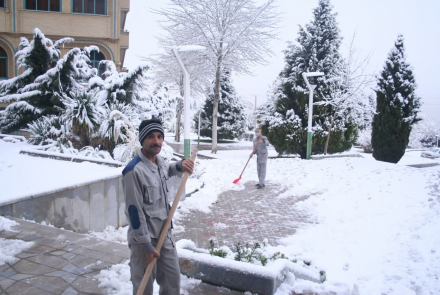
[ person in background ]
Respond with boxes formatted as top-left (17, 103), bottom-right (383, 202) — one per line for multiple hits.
top-left (250, 128), bottom-right (269, 189)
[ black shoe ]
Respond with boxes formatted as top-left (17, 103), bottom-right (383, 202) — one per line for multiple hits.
top-left (255, 183), bottom-right (259, 186)
top-left (256, 184), bottom-right (263, 189)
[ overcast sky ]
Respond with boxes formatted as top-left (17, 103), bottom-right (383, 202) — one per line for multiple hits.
top-left (125, 0), bottom-right (440, 123)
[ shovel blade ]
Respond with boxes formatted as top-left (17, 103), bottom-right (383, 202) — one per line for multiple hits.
top-left (233, 177), bottom-right (241, 184)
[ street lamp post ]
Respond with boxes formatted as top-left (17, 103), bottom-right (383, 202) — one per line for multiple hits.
top-left (302, 72), bottom-right (325, 160)
top-left (171, 45), bottom-right (205, 159)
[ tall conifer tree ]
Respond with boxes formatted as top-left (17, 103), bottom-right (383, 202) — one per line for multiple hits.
top-left (257, 0), bottom-right (356, 158)
top-left (372, 35), bottom-right (421, 163)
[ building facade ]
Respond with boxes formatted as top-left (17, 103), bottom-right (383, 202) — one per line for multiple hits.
top-left (0, 0), bottom-right (129, 85)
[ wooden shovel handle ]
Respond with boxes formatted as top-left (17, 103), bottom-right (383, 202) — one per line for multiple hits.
top-left (136, 149), bottom-right (198, 295)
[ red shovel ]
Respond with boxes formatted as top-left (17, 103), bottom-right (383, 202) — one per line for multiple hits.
top-left (233, 138), bottom-right (260, 184)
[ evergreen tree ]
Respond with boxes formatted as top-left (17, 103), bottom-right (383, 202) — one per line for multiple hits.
top-left (89, 61), bottom-right (148, 106)
top-left (257, 0), bottom-right (357, 158)
top-left (372, 35), bottom-right (421, 163)
top-left (196, 71), bottom-right (247, 140)
top-left (0, 29), bottom-right (74, 133)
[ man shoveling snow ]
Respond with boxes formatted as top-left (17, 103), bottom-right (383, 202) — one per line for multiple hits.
top-left (122, 119), bottom-right (194, 295)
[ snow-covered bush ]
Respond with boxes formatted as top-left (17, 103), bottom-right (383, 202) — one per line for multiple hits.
top-left (78, 146), bottom-right (113, 160)
top-left (357, 128), bottom-right (372, 153)
top-left (99, 102), bottom-right (137, 148)
top-left (408, 119), bottom-right (439, 149)
top-left (26, 115), bottom-right (65, 145)
top-left (62, 90), bottom-right (101, 147)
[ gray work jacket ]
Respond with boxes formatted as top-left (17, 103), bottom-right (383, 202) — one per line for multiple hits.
top-left (122, 150), bottom-right (183, 253)
top-left (253, 136), bottom-right (269, 164)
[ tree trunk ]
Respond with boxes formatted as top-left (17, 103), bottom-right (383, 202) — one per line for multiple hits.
top-left (175, 81), bottom-right (184, 142)
top-left (175, 98), bottom-right (182, 142)
top-left (324, 110), bottom-right (338, 155)
top-left (212, 43), bottom-right (223, 154)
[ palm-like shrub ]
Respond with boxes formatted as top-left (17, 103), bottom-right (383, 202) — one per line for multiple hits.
top-left (62, 90), bottom-right (101, 147)
top-left (99, 102), bottom-right (137, 155)
top-left (26, 115), bottom-right (64, 145)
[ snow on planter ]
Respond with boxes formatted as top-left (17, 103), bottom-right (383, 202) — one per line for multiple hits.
top-left (176, 239), bottom-right (322, 295)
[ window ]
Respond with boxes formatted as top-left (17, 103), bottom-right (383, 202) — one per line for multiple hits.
top-left (0, 0), bottom-right (5, 8)
top-left (89, 51), bottom-right (106, 76)
top-left (0, 47), bottom-right (8, 80)
top-left (25, 0), bottom-right (61, 12)
top-left (72, 0), bottom-right (106, 15)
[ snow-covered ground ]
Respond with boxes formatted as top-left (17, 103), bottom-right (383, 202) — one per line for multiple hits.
top-left (96, 261), bottom-right (203, 295)
top-left (0, 216), bottom-right (34, 266)
top-left (91, 151), bottom-right (440, 295)
top-left (397, 150), bottom-right (440, 166)
top-left (2, 136), bottom-right (440, 294)
top-left (0, 140), bottom-right (123, 204)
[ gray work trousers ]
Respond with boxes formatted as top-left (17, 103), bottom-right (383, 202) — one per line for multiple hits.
top-left (129, 236), bottom-right (180, 295)
top-left (257, 161), bottom-right (267, 186)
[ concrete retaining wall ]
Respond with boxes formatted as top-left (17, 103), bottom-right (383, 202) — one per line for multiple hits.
top-left (0, 174), bottom-right (184, 233)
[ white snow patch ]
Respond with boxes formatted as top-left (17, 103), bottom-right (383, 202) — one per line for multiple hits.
top-left (0, 216), bottom-right (34, 266)
top-left (96, 260), bottom-right (202, 295)
top-left (0, 216), bottom-right (18, 232)
top-left (89, 226), bottom-right (128, 244)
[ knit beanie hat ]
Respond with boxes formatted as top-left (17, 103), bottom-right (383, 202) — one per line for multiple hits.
top-left (139, 119), bottom-right (165, 144)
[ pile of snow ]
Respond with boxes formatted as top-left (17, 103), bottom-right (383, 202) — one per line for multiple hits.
top-left (96, 260), bottom-right (202, 295)
top-left (0, 216), bottom-right (18, 231)
top-left (0, 238), bottom-right (35, 266)
top-left (89, 226), bottom-right (128, 244)
top-left (0, 216), bottom-right (34, 266)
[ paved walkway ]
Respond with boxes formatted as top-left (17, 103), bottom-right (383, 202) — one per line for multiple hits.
top-left (0, 218), bottom-right (128, 295)
top-left (175, 181), bottom-right (311, 249)
top-left (0, 218), bottom-right (242, 295)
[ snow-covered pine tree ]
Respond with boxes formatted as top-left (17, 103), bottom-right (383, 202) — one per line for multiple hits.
top-left (257, 0), bottom-right (355, 158)
top-left (372, 35), bottom-right (421, 163)
top-left (0, 29), bottom-right (74, 132)
top-left (89, 61), bottom-right (148, 106)
top-left (196, 71), bottom-right (247, 140)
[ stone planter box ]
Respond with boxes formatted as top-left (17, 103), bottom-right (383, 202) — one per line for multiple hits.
top-left (177, 241), bottom-right (322, 295)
